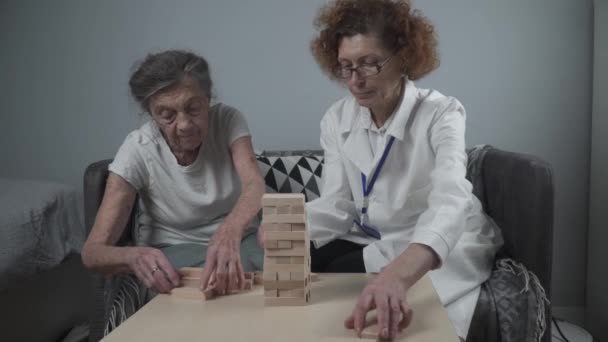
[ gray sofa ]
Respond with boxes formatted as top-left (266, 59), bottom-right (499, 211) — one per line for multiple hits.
top-left (83, 146), bottom-right (553, 342)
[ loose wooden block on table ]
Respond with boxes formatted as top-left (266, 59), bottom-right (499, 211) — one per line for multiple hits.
top-left (174, 268), bottom-right (258, 300)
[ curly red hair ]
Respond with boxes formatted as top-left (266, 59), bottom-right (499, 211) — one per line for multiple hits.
top-left (311, 0), bottom-right (439, 81)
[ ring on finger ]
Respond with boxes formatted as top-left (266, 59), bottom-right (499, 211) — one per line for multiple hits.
top-left (151, 265), bottom-right (160, 275)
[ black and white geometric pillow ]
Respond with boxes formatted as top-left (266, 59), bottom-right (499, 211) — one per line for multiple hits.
top-left (256, 155), bottom-right (324, 202)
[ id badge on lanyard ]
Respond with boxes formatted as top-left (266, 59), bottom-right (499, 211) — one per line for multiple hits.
top-left (353, 136), bottom-right (396, 239)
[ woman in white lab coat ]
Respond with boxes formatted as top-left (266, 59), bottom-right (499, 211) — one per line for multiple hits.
top-left (306, 0), bottom-right (503, 340)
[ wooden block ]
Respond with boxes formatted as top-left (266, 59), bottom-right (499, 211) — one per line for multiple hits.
top-left (276, 205), bottom-right (290, 214)
top-left (290, 256), bottom-right (305, 264)
top-left (264, 223), bottom-right (292, 232)
top-left (289, 205), bottom-right (306, 214)
top-left (264, 231), bottom-right (306, 241)
top-left (360, 328), bottom-right (379, 340)
top-left (262, 214), bottom-right (306, 224)
top-left (278, 288), bottom-right (305, 298)
top-left (265, 247), bottom-right (307, 257)
top-left (278, 223), bottom-right (292, 231)
top-left (264, 289), bottom-right (278, 297)
top-left (264, 256), bottom-right (289, 265)
top-left (277, 272), bottom-right (291, 281)
top-left (278, 289), bottom-right (292, 297)
top-left (180, 278), bottom-right (200, 287)
top-left (292, 240), bottom-right (305, 248)
top-left (290, 223), bottom-right (305, 231)
top-left (290, 205), bottom-right (305, 214)
top-left (289, 272), bottom-right (308, 281)
top-left (265, 240), bottom-right (278, 249)
top-left (263, 206), bottom-right (277, 215)
top-left (242, 274), bottom-right (254, 290)
top-left (178, 267), bottom-right (202, 278)
top-left (264, 263), bottom-right (308, 272)
top-left (277, 240), bottom-right (292, 249)
top-left (263, 280), bottom-right (307, 290)
top-left (253, 272), bottom-right (264, 285)
top-left (262, 193), bottom-right (305, 207)
top-left (263, 272), bottom-right (277, 281)
top-left (203, 285), bottom-right (217, 300)
top-left (264, 297), bottom-right (309, 306)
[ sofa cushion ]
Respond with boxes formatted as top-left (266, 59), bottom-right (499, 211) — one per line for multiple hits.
top-left (256, 154), bottom-right (324, 202)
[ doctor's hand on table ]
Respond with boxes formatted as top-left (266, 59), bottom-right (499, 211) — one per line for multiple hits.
top-left (345, 243), bottom-right (439, 340)
top-left (200, 223), bottom-right (246, 294)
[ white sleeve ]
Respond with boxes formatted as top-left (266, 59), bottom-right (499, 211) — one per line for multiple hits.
top-left (307, 111), bottom-right (359, 248)
top-left (108, 132), bottom-right (149, 191)
top-left (409, 99), bottom-right (474, 268)
top-left (222, 106), bottom-right (252, 146)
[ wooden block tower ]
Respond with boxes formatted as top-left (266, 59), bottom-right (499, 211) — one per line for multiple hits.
top-left (262, 193), bottom-right (311, 306)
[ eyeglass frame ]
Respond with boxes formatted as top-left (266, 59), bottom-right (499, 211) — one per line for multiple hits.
top-left (333, 53), bottom-right (396, 79)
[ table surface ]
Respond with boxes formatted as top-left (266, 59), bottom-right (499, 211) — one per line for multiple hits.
top-left (103, 274), bottom-right (459, 341)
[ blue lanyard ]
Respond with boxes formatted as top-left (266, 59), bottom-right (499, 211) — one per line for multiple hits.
top-left (354, 136), bottom-right (396, 239)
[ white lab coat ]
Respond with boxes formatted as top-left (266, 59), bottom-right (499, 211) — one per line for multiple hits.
top-left (306, 80), bottom-right (503, 338)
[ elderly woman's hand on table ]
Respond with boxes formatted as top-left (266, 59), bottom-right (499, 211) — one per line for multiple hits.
top-left (126, 247), bottom-right (181, 293)
top-left (200, 224), bottom-right (246, 294)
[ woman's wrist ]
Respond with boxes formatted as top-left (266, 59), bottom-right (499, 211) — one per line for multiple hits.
top-left (391, 243), bottom-right (439, 289)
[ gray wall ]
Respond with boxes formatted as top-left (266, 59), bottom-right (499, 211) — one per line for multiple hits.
top-left (0, 0), bottom-right (593, 309)
top-left (586, 0), bottom-right (608, 339)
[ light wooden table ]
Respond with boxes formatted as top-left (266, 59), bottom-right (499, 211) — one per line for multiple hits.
top-left (103, 274), bottom-right (459, 341)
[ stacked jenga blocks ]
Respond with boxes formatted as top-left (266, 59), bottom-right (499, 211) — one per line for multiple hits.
top-left (262, 193), bottom-right (311, 306)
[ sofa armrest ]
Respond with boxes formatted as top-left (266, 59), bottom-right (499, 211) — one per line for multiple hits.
top-left (481, 148), bottom-right (554, 298)
top-left (83, 159), bottom-right (113, 236)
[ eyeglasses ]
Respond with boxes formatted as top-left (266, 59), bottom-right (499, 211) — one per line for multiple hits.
top-left (333, 54), bottom-right (395, 79)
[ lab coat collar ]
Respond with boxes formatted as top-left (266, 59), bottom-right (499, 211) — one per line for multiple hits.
top-left (340, 79), bottom-right (418, 175)
top-left (339, 79), bottom-right (418, 141)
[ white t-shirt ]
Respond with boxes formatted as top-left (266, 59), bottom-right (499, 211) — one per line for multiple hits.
top-left (109, 103), bottom-right (258, 247)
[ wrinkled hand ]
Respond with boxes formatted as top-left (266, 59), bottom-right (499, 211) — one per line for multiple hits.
top-left (200, 225), bottom-right (245, 294)
top-left (345, 265), bottom-right (414, 340)
top-left (127, 247), bottom-right (180, 293)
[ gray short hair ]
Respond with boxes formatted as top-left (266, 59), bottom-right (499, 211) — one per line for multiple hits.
top-left (129, 50), bottom-right (213, 112)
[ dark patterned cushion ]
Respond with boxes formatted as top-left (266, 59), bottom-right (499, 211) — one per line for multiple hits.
top-left (256, 154), bottom-right (324, 202)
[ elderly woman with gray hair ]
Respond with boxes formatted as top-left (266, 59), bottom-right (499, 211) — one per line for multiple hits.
top-left (82, 50), bottom-right (265, 295)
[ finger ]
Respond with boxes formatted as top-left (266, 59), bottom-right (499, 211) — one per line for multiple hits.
top-left (353, 293), bottom-right (374, 336)
top-left (389, 297), bottom-right (401, 339)
top-left (143, 256), bottom-right (171, 293)
top-left (375, 293), bottom-right (390, 340)
top-left (344, 314), bottom-right (355, 329)
top-left (215, 254), bottom-right (228, 295)
top-left (236, 259), bottom-right (245, 291)
top-left (135, 257), bottom-right (154, 289)
top-left (398, 301), bottom-right (414, 332)
top-left (155, 254), bottom-right (180, 287)
top-left (200, 251), bottom-right (217, 290)
top-left (133, 259), bottom-right (152, 288)
top-left (227, 261), bottom-right (237, 293)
